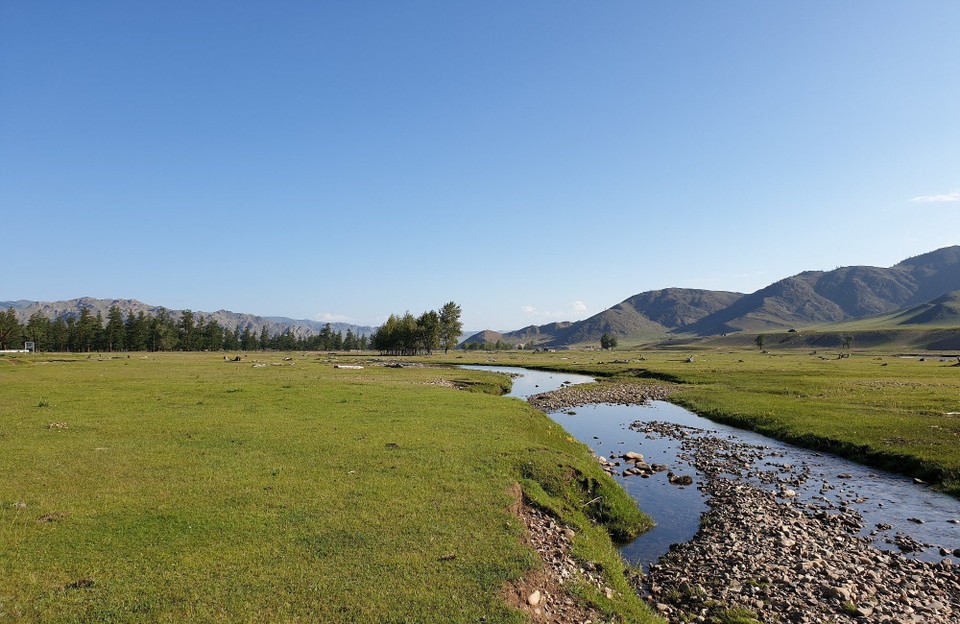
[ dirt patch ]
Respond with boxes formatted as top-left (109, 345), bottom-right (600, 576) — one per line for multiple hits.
top-left (417, 378), bottom-right (461, 390)
top-left (63, 578), bottom-right (95, 590)
top-left (528, 382), bottom-right (674, 413)
top-left (503, 484), bottom-right (602, 624)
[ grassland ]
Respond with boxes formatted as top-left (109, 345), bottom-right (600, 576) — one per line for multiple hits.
top-left (440, 346), bottom-right (960, 496)
top-left (0, 353), bottom-right (658, 623)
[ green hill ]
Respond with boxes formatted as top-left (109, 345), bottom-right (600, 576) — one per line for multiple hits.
top-left (817, 290), bottom-right (960, 332)
top-left (463, 245), bottom-right (960, 349)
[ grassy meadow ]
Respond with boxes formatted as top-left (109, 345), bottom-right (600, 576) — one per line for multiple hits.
top-left (441, 346), bottom-right (960, 495)
top-left (0, 353), bottom-right (658, 623)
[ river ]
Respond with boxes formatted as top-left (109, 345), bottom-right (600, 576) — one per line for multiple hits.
top-left (463, 365), bottom-right (960, 569)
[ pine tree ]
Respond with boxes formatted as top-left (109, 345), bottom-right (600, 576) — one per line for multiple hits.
top-left (240, 326), bottom-right (257, 351)
top-left (70, 308), bottom-right (99, 352)
top-left (224, 327), bottom-right (241, 351)
top-left (125, 311), bottom-right (150, 351)
top-left (0, 308), bottom-right (21, 350)
top-left (259, 326), bottom-right (271, 350)
top-left (344, 328), bottom-right (356, 351)
top-left (150, 308), bottom-right (177, 351)
top-left (25, 312), bottom-right (51, 352)
top-left (92, 312), bottom-right (107, 351)
top-left (178, 310), bottom-right (197, 351)
top-left (105, 305), bottom-right (125, 352)
top-left (319, 323), bottom-right (333, 350)
top-left (204, 319), bottom-right (225, 351)
top-left (50, 316), bottom-right (68, 351)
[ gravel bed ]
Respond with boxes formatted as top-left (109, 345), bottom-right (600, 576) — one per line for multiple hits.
top-left (527, 382), bottom-right (673, 412)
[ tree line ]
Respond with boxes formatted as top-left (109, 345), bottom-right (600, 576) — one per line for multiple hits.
top-left (370, 302), bottom-right (463, 356)
top-left (0, 306), bottom-right (368, 353)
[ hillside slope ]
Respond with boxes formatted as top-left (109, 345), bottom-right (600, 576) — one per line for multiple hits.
top-left (463, 245), bottom-right (960, 347)
top-left (679, 246), bottom-right (960, 336)
top-left (0, 297), bottom-right (374, 338)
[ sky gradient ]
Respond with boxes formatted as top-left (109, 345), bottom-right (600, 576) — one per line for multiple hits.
top-left (3, 2), bottom-right (959, 330)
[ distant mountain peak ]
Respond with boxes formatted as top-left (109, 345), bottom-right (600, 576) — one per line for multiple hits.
top-left (467, 245), bottom-right (960, 347)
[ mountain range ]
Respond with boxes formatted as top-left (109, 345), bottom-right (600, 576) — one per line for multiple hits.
top-left (0, 297), bottom-right (374, 338)
top-left (464, 246), bottom-right (960, 347)
top-left (7, 246), bottom-right (960, 349)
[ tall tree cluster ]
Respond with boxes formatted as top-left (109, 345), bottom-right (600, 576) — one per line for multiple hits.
top-left (371, 301), bottom-right (462, 356)
top-left (2, 306), bottom-right (369, 353)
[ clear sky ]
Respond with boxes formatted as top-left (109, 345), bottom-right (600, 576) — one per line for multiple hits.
top-left (3, 2), bottom-right (959, 330)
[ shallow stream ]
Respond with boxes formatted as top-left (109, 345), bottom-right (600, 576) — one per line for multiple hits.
top-left (464, 365), bottom-right (960, 569)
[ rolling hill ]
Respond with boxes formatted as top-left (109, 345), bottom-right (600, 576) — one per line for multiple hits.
top-left (816, 290), bottom-right (960, 331)
top-left (463, 245), bottom-right (960, 347)
top-left (685, 246), bottom-right (960, 336)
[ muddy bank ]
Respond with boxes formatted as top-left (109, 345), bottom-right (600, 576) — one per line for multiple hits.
top-left (507, 502), bottom-right (608, 624)
top-left (528, 382), bottom-right (674, 412)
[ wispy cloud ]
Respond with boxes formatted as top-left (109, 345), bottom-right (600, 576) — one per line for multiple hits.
top-left (521, 301), bottom-right (591, 321)
top-left (910, 191), bottom-right (960, 203)
top-left (316, 312), bottom-right (351, 322)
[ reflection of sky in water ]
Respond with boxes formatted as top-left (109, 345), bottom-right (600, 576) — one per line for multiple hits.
top-left (460, 365), bottom-right (595, 399)
top-left (465, 366), bottom-right (960, 569)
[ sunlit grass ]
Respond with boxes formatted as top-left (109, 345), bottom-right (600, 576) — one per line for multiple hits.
top-left (0, 352), bottom-right (657, 623)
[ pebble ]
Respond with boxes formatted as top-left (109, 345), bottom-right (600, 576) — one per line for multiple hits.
top-left (528, 382), bottom-right (673, 412)
top-left (529, 380), bottom-right (960, 623)
top-left (636, 422), bottom-right (960, 624)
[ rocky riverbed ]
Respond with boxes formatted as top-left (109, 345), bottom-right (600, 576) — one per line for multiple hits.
top-left (527, 382), bottom-right (673, 412)
top-left (633, 420), bottom-right (960, 623)
top-left (525, 381), bottom-right (960, 622)
top-left (644, 477), bottom-right (960, 623)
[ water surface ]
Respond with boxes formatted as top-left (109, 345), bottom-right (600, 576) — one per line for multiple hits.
top-left (464, 365), bottom-right (960, 568)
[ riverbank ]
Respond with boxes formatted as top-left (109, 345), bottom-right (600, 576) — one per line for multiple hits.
top-left (526, 380), bottom-right (960, 622)
top-left (447, 350), bottom-right (960, 497)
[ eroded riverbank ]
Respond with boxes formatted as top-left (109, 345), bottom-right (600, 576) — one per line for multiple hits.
top-left (459, 366), bottom-right (960, 621)
top-left (521, 376), bottom-right (960, 622)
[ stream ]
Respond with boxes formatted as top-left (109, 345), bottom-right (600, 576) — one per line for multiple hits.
top-left (463, 365), bottom-right (960, 570)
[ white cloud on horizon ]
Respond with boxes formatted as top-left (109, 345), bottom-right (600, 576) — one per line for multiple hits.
top-left (910, 191), bottom-right (960, 203)
top-left (520, 301), bottom-right (591, 321)
top-left (316, 312), bottom-right (351, 323)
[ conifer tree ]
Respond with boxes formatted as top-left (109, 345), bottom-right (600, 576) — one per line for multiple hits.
top-left (105, 305), bottom-right (125, 352)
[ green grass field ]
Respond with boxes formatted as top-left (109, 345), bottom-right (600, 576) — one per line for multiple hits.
top-left (440, 347), bottom-right (960, 495)
top-left (0, 353), bottom-right (657, 623)
top-left (7, 343), bottom-right (958, 622)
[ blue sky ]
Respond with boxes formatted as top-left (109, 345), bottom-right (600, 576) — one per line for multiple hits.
top-left (3, 2), bottom-right (959, 330)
